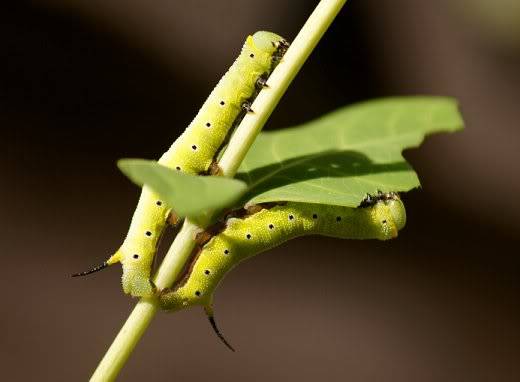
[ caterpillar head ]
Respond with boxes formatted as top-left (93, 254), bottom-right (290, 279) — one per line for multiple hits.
top-left (387, 197), bottom-right (406, 232)
top-left (247, 31), bottom-right (289, 69)
top-left (364, 193), bottom-right (406, 240)
top-left (251, 31), bottom-right (288, 54)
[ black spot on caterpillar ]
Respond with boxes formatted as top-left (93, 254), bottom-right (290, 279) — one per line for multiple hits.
top-left (72, 32), bottom-right (289, 297)
top-left (158, 193), bottom-right (406, 349)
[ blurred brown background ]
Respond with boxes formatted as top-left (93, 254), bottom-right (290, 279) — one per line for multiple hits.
top-left (2, 1), bottom-right (519, 381)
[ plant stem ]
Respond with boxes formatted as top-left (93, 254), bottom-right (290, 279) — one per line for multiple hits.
top-left (90, 0), bottom-right (347, 380)
top-left (90, 222), bottom-right (199, 382)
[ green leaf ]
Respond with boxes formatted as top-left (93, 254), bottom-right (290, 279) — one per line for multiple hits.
top-left (118, 159), bottom-right (247, 220)
top-left (238, 97), bottom-right (464, 207)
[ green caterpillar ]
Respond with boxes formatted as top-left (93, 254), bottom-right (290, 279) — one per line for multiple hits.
top-left (72, 32), bottom-right (289, 297)
top-left (158, 193), bottom-right (406, 350)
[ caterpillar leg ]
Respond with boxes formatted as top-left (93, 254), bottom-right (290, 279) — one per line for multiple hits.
top-left (204, 305), bottom-right (235, 352)
top-left (208, 161), bottom-right (223, 176)
top-left (255, 74), bottom-right (269, 89)
top-left (195, 220), bottom-right (228, 247)
top-left (241, 101), bottom-right (254, 113)
top-left (167, 211), bottom-right (180, 226)
top-left (195, 231), bottom-right (213, 247)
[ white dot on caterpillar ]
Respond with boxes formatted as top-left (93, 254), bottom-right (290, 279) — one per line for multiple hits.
top-left (330, 163), bottom-right (340, 169)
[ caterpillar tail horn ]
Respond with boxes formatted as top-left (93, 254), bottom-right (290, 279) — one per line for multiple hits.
top-left (204, 305), bottom-right (235, 352)
top-left (71, 252), bottom-right (120, 277)
top-left (71, 261), bottom-right (108, 277)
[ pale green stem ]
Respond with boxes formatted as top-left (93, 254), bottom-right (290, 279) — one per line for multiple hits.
top-left (90, 0), bottom-right (347, 380)
top-left (89, 222), bottom-right (199, 381)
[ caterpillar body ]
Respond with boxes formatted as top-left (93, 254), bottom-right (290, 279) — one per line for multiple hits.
top-left (73, 32), bottom-right (289, 297)
top-left (158, 193), bottom-right (406, 350)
